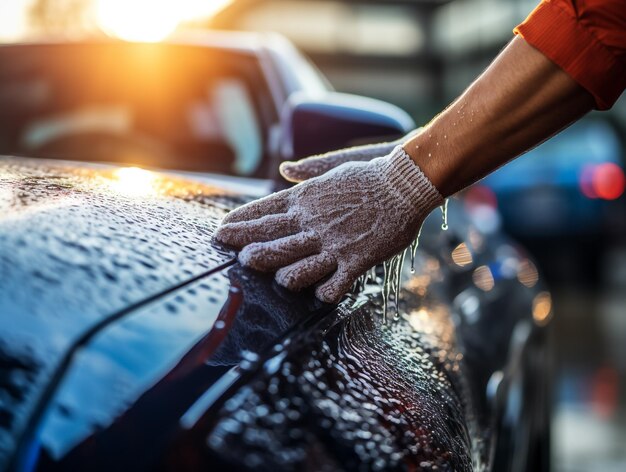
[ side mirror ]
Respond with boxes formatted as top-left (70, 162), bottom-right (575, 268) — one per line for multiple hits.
top-left (278, 92), bottom-right (415, 163)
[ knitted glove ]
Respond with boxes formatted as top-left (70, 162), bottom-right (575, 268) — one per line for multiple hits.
top-left (279, 130), bottom-right (420, 183)
top-left (215, 146), bottom-right (443, 304)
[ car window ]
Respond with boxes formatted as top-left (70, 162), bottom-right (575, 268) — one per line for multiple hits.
top-left (211, 79), bottom-right (263, 175)
top-left (0, 43), bottom-right (275, 177)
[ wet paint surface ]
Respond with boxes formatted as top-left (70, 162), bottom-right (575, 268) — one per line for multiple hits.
top-left (33, 265), bottom-right (330, 471)
top-left (32, 199), bottom-right (545, 472)
top-left (0, 157), bottom-right (550, 471)
top-left (206, 307), bottom-right (474, 470)
top-left (36, 260), bottom-right (482, 471)
top-left (0, 156), bottom-right (243, 468)
top-left (165, 261), bottom-right (481, 471)
top-left (37, 270), bottom-right (234, 460)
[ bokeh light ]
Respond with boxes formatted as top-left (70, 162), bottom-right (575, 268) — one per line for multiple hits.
top-left (593, 163), bottom-right (625, 200)
top-left (472, 265), bottom-right (494, 291)
top-left (579, 162), bottom-right (625, 200)
top-left (532, 291), bottom-right (552, 326)
top-left (451, 242), bottom-right (473, 267)
top-left (517, 259), bottom-right (539, 288)
top-left (463, 185), bottom-right (498, 210)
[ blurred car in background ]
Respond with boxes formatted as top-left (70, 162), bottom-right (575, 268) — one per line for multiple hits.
top-left (0, 32), bottom-right (413, 180)
top-left (1, 32), bottom-right (552, 471)
top-left (477, 119), bottom-right (625, 239)
top-left (466, 118), bottom-right (626, 287)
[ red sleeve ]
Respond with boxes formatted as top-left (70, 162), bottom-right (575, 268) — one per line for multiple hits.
top-left (514, 0), bottom-right (626, 110)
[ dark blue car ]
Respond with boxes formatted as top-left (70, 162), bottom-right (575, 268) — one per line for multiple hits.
top-left (0, 33), bottom-right (551, 471)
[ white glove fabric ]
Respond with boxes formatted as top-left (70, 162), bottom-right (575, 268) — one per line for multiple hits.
top-left (279, 130), bottom-right (419, 183)
top-left (215, 146), bottom-right (442, 304)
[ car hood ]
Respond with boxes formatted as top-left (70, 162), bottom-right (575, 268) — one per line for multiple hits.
top-left (0, 156), bottom-right (249, 467)
top-left (0, 156), bottom-right (547, 472)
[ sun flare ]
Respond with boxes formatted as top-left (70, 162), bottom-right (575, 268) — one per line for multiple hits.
top-left (109, 167), bottom-right (157, 196)
top-left (96, 0), bottom-right (233, 42)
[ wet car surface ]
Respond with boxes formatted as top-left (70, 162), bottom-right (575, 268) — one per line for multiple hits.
top-left (0, 157), bottom-right (551, 471)
top-left (0, 157), bottom-right (239, 466)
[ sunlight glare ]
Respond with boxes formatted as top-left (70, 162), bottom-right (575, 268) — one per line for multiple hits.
top-left (97, 0), bottom-right (177, 42)
top-left (96, 0), bottom-right (233, 42)
top-left (0, 0), bottom-right (30, 41)
top-left (110, 167), bottom-right (157, 196)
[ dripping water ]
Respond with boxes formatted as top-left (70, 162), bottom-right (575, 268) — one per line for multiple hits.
top-left (381, 250), bottom-right (408, 323)
top-left (368, 266), bottom-right (377, 283)
top-left (353, 274), bottom-right (366, 293)
top-left (382, 260), bottom-right (392, 325)
top-left (387, 255), bottom-right (399, 320)
top-left (378, 202), bottom-right (449, 325)
top-left (392, 250), bottom-right (406, 320)
top-left (441, 199), bottom-right (449, 230)
top-left (409, 226), bottom-right (423, 274)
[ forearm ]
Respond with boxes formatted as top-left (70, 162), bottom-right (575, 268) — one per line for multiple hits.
top-left (404, 36), bottom-right (595, 197)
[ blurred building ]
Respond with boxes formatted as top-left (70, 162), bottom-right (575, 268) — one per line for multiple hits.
top-left (209, 0), bottom-right (450, 123)
top-left (207, 1), bottom-right (546, 120)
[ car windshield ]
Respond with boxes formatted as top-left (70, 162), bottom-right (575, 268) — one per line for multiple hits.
top-left (0, 43), bottom-right (275, 176)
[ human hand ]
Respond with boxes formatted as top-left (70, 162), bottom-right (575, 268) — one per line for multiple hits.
top-left (279, 130), bottom-right (419, 183)
top-left (215, 146), bottom-right (442, 304)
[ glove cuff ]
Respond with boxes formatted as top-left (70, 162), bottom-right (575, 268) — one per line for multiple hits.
top-left (383, 146), bottom-right (444, 213)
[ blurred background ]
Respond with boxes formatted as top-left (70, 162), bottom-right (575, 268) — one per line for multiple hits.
top-left (1, 1), bottom-right (625, 470)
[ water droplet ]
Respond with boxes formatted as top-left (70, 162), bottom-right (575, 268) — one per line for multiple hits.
top-left (241, 350), bottom-right (260, 362)
top-left (215, 320), bottom-right (226, 329)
